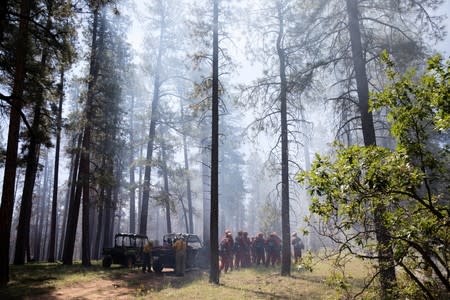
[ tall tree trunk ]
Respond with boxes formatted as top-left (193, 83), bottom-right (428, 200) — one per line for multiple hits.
top-left (0, 0), bottom-right (32, 286)
top-left (41, 173), bottom-right (52, 260)
top-left (129, 96), bottom-right (136, 233)
top-left (58, 134), bottom-right (80, 259)
top-left (14, 117), bottom-right (42, 265)
top-left (93, 189), bottom-right (104, 259)
top-left (75, 5), bottom-right (104, 267)
top-left (89, 199), bottom-right (97, 257)
top-left (137, 132), bottom-right (145, 231)
top-left (57, 190), bottom-right (69, 260)
top-left (113, 162), bottom-right (122, 236)
top-left (179, 196), bottom-right (189, 233)
top-left (48, 68), bottom-right (64, 262)
top-left (201, 123), bottom-right (210, 255)
top-left (61, 134), bottom-right (82, 263)
top-left (156, 208), bottom-right (160, 240)
top-left (140, 14), bottom-right (166, 235)
top-left (33, 187), bottom-right (42, 260)
top-left (14, 6), bottom-right (53, 262)
top-left (31, 176), bottom-right (42, 260)
top-left (346, 0), bottom-right (396, 297)
top-left (180, 101), bottom-right (194, 233)
top-left (300, 108), bottom-right (314, 249)
top-left (346, 0), bottom-right (376, 146)
top-left (276, 1), bottom-right (291, 277)
top-left (79, 77), bottom-right (92, 266)
top-left (209, 0), bottom-right (220, 285)
top-left (13, 33), bottom-right (52, 267)
top-left (161, 141), bottom-right (172, 233)
top-left (103, 186), bottom-right (113, 248)
top-left (35, 152), bottom-right (50, 261)
top-left (62, 150), bottom-right (83, 264)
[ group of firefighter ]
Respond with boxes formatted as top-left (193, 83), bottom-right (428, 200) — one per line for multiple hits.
top-left (219, 229), bottom-right (304, 273)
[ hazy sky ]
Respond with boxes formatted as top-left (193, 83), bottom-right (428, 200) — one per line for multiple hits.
top-left (437, 0), bottom-right (450, 55)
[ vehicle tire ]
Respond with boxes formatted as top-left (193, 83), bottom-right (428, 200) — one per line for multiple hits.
top-left (102, 255), bottom-right (112, 268)
top-left (126, 256), bottom-right (135, 268)
top-left (153, 259), bottom-right (163, 273)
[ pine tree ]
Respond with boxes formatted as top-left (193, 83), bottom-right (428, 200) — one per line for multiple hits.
top-left (1, 0), bottom-right (36, 285)
top-left (209, 0), bottom-right (220, 285)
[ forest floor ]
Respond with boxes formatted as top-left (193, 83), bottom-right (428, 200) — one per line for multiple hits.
top-left (1, 258), bottom-right (373, 299)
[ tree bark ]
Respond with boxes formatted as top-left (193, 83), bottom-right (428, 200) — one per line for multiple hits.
top-left (88, 190), bottom-right (97, 257)
top-left (41, 167), bottom-right (52, 260)
top-left (137, 138), bottom-right (144, 231)
top-left (111, 161), bottom-right (123, 238)
top-left (14, 5), bottom-right (54, 262)
top-left (79, 8), bottom-right (102, 268)
top-left (129, 96), bottom-right (136, 233)
top-left (209, 0), bottom-right (220, 285)
top-left (58, 134), bottom-right (80, 260)
top-left (35, 152), bottom-right (50, 261)
top-left (139, 12), bottom-right (165, 235)
top-left (93, 189), bottom-right (104, 259)
top-left (346, 0), bottom-right (396, 297)
top-left (179, 196), bottom-right (189, 233)
top-left (202, 124), bottom-right (210, 247)
top-left (14, 115), bottom-right (42, 265)
top-left (180, 101), bottom-right (194, 233)
top-left (276, 1), bottom-right (291, 277)
top-left (161, 141), bottom-right (172, 233)
top-left (103, 185), bottom-right (113, 248)
top-left (48, 68), bottom-right (64, 262)
top-left (31, 177), bottom-right (42, 259)
top-left (61, 134), bottom-right (82, 264)
top-left (346, 0), bottom-right (376, 146)
top-left (80, 5), bottom-right (106, 267)
top-left (0, 0), bottom-right (32, 286)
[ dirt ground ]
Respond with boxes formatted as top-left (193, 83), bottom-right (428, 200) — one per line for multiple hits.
top-left (41, 268), bottom-right (203, 300)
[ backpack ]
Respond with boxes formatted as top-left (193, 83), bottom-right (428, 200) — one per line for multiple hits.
top-left (220, 239), bottom-right (227, 253)
top-left (255, 239), bottom-right (264, 249)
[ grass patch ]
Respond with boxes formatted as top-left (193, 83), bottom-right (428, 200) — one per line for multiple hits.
top-left (0, 260), bottom-right (134, 299)
top-left (143, 260), bottom-right (373, 300)
top-left (0, 257), bottom-right (376, 299)
top-left (140, 267), bottom-right (338, 300)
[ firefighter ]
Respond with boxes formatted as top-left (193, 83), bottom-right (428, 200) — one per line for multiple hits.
top-left (220, 230), bottom-right (234, 273)
top-left (243, 231), bottom-right (251, 267)
top-left (250, 236), bottom-right (256, 264)
top-left (142, 241), bottom-right (153, 273)
top-left (173, 237), bottom-right (187, 276)
top-left (266, 232), bottom-right (281, 267)
top-left (291, 232), bottom-right (304, 264)
top-left (254, 232), bottom-right (266, 266)
top-left (234, 231), bottom-right (244, 269)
